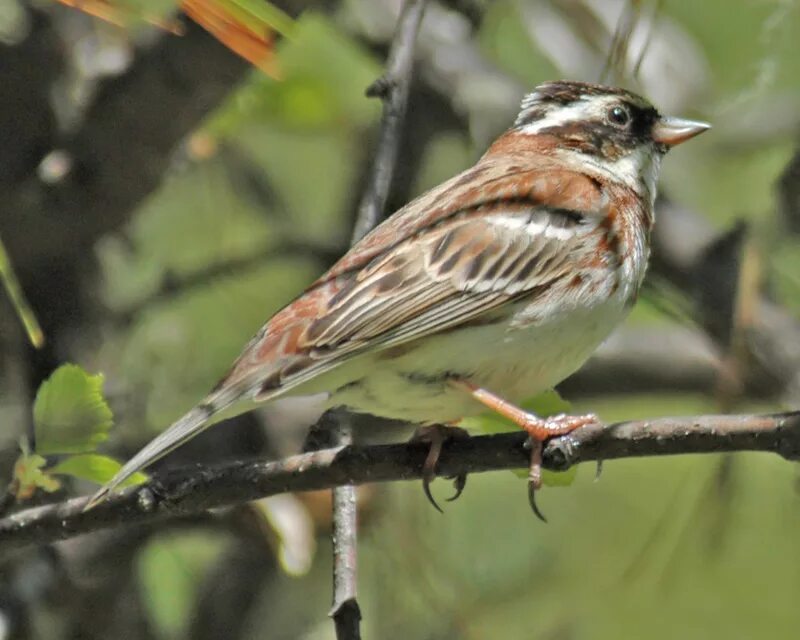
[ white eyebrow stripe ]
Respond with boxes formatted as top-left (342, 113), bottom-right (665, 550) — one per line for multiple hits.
top-left (515, 94), bottom-right (621, 133)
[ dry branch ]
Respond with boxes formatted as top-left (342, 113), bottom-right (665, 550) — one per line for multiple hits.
top-left (334, 1), bottom-right (428, 636)
top-left (1, 411), bottom-right (798, 553)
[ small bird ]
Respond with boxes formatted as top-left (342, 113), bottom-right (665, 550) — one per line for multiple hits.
top-left (88, 80), bottom-right (709, 514)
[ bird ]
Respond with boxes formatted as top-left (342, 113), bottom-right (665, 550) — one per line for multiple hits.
top-left (87, 80), bottom-right (709, 515)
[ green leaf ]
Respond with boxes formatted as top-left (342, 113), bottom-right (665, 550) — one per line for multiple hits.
top-left (460, 389), bottom-right (572, 434)
top-left (12, 453), bottom-right (61, 499)
top-left (33, 364), bottom-right (114, 455)
top-left (49, 454), bottom-right (148, 487)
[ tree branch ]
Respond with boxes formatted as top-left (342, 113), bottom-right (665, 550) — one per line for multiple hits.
top-left (351, 0), bottom-right (429, 244)
top-left (2, 411), bottom-right (799, 553)
top-left (330, 417), bottom-right (361, 640)
top-left (333, 2), bottom-right (428, 636)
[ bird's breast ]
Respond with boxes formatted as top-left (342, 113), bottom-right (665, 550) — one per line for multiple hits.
top-left (318, 292), bottom-right (629, 425)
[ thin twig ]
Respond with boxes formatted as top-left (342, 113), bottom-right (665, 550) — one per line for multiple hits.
top-left (2, 411), bottom-right (799, 553)
top-left (599, 0), bottom-right (642, 84)
top-left (332, 2), bottom-right (428, 637)
top-left (330, 415), bottom-right (361, 640)
top-left (350, 0), bottom-right (429, 244)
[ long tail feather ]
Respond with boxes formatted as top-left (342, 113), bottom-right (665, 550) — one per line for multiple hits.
top-left (84, 403), bottom-right (219, 510)
top-left (84, 358), bottom-right (324, 510)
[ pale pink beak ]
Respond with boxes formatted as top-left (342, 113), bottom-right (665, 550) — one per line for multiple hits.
top-left (652, 116), bottom-right (710, 147)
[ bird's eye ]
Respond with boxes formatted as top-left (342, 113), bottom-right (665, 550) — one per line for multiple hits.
top-left (607, 105), bottom-right (631, 128)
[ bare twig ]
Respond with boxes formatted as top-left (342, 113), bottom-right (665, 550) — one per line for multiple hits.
top-left (331, 3), bottom-right (428, 637)
top-left (350, 0), bottom-right (429, 244)
top-left (2, 411), bottom-right (799, 553)
top-left (330, 417), bottom-right (361, 640)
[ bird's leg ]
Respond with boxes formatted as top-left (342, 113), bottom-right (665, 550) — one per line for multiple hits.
top-left (410, 423), bottom-right (470, 513)
top-left (450, 379), bottom-right (598, 521)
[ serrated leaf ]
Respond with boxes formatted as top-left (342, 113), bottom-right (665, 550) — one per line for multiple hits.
top-left (459, 389), bottom-right (572, 434)
top-left (33, 364), bottom-right (114, 455)
top-left (12, 453), bottom-right (61, 499)
top-left (49, 454), bottom-right (148, 487)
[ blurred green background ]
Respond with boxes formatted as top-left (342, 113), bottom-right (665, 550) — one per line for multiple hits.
top-left (2, 0), bottom-right (800, 638)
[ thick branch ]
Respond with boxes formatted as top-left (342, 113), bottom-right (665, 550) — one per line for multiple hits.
top-left (1, 411), bottom-right (798, 553)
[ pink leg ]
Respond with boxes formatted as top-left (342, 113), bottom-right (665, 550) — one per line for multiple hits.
top-left (452, 380), bottom-right (596, 440)
top-left (450, 380), bottom-right (599, 521)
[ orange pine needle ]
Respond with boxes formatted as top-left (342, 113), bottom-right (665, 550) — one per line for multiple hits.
top-left (55, 0), bottom-right (279, 74)
top-left (55, 0), bottom-right (129, 27)
top-left (180, 0), bottom-right (279, 77)
top-left (55, 0), bottom-right (182, 33)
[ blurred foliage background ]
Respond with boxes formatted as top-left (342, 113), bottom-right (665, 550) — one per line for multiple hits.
top-left (2, 0), bottom-right (800, 638)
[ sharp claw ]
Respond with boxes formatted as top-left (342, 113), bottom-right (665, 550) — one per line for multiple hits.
top-left (423, 475), bottom-right (444, 514)
top-left (421, 431), bottom-right (445, 513)
top-left (413, 424), bottom-right (471, 513)
top-left (446, 474), bottom-right (467, 502)
top-left (595, 459), bottom-right (604, 482)
top-left (527, 437), bottom-right (547, 523)
top-left (528, 480), bottom-right (548, 523)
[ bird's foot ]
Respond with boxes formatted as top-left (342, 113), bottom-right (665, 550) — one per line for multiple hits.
top-left (410, 424), bottom-right (470, 513)
top-left (523, 413), bottom-right (598, 521)
top-left (448, 379), bottom-right (599, 521)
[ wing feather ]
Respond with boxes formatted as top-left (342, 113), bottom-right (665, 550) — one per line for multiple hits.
top-left (263, 205), bottom-right (601, 391)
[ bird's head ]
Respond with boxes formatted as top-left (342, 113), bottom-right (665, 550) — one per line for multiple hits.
top-left (510, 80), bottom-right (710, 198)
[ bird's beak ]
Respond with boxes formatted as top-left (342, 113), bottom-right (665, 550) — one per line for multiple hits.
top-left (652, 116), bottom-right (711, 147)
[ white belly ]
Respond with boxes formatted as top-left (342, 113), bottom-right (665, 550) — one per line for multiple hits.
top-left (302, 295), bottom-right (629, 424)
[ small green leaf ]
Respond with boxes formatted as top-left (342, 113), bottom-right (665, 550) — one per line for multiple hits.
top-left (460, 389), bottom-right (572, 434)
top-left (33, 364), bottom-right (114, 455)
top-left (12, 453), bottom-right (61, 499)
top-left (49, 454), bottom-right (148, 487)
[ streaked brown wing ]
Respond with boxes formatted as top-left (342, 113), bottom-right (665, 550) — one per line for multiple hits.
top-left (302, 207), bottom-right (582, 351)
top-left (220, 163), bottom-right (610, 397)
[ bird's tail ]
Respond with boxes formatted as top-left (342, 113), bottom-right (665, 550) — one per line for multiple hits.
top-left (84, 381), bottom-right (258, 511)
